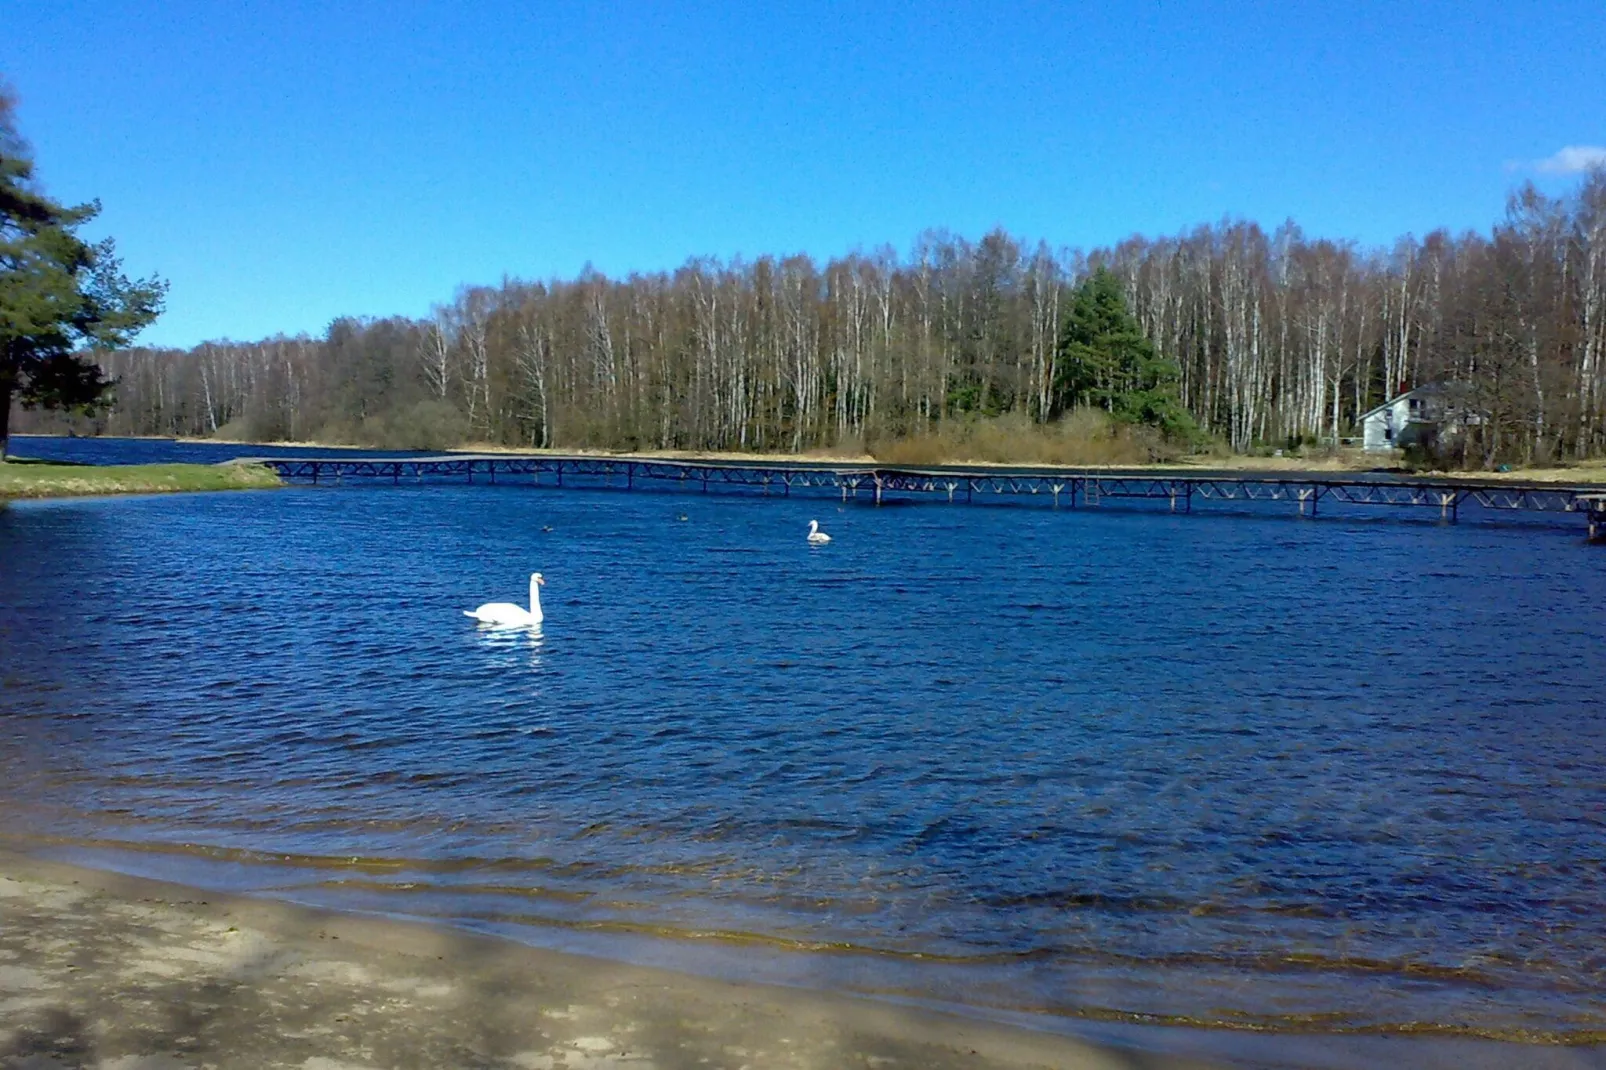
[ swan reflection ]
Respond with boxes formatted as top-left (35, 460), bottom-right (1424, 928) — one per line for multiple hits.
top-left (472, 622), bottom-right (546, 669)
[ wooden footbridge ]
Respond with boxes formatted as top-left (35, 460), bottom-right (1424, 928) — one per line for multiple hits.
top-left (252, 453), bottom-right (1606, 537)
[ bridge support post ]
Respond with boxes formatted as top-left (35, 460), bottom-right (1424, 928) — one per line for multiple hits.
top-left (1440, 492), bottom-right (1458, 522)
top-left (874, 477), bottom-right (883, 506)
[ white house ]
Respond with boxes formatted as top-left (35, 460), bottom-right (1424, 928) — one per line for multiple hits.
top-left (1359, 383), bottom-right (1480, 452)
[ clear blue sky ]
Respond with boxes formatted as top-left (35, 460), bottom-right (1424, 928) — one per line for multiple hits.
top-left (4, 0), bottom-right (1602, 348)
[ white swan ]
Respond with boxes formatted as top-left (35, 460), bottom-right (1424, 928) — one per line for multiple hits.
top-left (807, 520), bottom-right (831, 545)
top-left (465, 572), bottom-right (545, 626)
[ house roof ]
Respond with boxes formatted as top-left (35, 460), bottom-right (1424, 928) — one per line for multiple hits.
top-left (1357, 381), bottom-right (1460, 422)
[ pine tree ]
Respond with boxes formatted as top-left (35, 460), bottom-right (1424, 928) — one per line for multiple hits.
top-left (1, 85), bottom-right (166, 458)
top-left (1053, 268), bottom-right (1194, 437)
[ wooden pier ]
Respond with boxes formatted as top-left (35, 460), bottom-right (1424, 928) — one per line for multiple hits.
top-left (250, 453), bottom-right (1606, 537)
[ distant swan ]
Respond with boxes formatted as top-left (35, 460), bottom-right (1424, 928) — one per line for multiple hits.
top-left (807, 520), bottom-right (831, 545)
top-left (465, 572), bottom-right (545, 626)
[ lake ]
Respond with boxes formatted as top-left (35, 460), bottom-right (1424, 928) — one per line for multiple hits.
top-left (2, 437), bottom-right (1605, 1041)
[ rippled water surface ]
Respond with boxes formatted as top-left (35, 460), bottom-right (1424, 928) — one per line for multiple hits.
top-left (3, 442), bottom-right (1605, 1038)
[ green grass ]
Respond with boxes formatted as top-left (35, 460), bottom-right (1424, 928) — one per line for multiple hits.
top-left (0, 459), bottom-right (283, 500)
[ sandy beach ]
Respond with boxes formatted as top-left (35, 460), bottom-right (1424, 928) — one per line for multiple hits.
top-left (3, 851), bottom-right (1605, 1070)
top-left (0, 850), bottom-right (1217, 1070)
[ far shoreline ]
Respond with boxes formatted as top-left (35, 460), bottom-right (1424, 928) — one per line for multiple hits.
top-left (16, 431), bottom-right (1606, 485)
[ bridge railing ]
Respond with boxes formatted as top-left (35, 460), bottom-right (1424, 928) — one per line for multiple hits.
top-left (246, 454), bottom-right (1604, 534)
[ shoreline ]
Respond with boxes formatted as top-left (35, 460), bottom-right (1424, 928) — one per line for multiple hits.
top-left (0, 848), bottom-right (1223, 1070)
top-left (0, 458), bottom-right (281, 502)
top-left (4, 849), bottom-right (1605, 1070)
top-left (17, 430), bottom-right (1606, 484)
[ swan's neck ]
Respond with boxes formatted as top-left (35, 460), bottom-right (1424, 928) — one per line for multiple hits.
top-left (809, 520), bottom-right (818, 533)
top-left (529, 576), bottom-right (543, 620)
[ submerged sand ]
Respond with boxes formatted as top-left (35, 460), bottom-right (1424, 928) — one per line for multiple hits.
top-left (2, 852), bottom-right (1604, 1070)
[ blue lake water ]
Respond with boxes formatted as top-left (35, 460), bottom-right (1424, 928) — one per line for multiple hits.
top-left (2, 438), bottom-right (1605, 1040)
top-left (6, 434), bottom-right (432, 465)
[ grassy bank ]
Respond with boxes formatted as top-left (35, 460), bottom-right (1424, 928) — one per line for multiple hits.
top-left (0, 458), bottom-right (282, 500)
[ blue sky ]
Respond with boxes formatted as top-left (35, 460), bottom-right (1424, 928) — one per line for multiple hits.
top-left (4, 0), bottom-right (1602, 348)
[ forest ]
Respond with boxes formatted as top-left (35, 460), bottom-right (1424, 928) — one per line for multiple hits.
top-left (17, 169), bottom-right (1606, 468)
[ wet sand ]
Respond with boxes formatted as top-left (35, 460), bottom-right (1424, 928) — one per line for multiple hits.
top-left (3, 851), bottom-right (1604, 1070)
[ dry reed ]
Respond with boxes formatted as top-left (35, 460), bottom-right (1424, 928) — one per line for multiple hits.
top-left (869, 410), bottom-right (1177, 467)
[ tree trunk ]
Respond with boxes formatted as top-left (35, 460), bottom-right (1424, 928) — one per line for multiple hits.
top-left (0, 378), bottom-right (12, 460)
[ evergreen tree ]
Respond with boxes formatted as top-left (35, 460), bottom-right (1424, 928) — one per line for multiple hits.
top-left (0, 85), bottom-right (165, 458)
top-left (1053, 268), bottom-right (1194, 437)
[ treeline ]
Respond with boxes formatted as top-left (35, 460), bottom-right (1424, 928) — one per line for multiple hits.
top-left (19, 170), bottom-right (1606, 465)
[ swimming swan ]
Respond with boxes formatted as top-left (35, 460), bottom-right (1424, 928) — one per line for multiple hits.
top-left (465, 572), bottom-right (545, 626)
top-left (807, 520), bottom-right (831, 545)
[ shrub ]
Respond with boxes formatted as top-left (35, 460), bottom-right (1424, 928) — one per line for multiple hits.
top-left (869, 410), bottom-right (1183, 467)
top-left (367, 400), bottom-right (468, 451)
